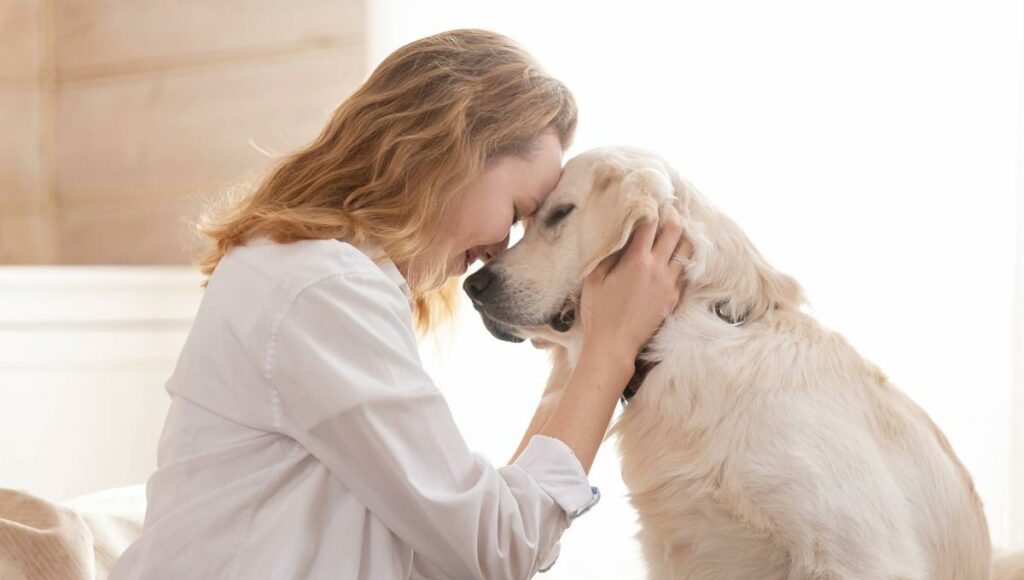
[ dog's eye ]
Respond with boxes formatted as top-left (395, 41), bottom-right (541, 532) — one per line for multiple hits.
top-left (545, 204), bottom-right (575, 228)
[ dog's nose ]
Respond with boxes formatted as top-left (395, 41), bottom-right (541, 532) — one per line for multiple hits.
top-left (463, 267), bottom-right (494, 303)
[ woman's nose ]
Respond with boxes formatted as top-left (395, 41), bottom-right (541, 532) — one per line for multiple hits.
top-left (479, 234), bottom-right (510, 263)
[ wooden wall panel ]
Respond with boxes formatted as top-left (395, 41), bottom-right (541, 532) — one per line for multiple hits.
top-left (57, 45), bottom-right (363, 204)
top-left (0, 0), bottom-right (367, 264)
top-left (0, 0), bottom-right (43, 82)
top-left (0, 87), bottom-right (43, 201)
top-left (55, 0), bottom-right (363, 76)
top-left (0, 0), bottom-right (50, 264)
top-left (57, 196), bottom-right (201, 264)
top-left (0, 213), bottom-right (49, 264)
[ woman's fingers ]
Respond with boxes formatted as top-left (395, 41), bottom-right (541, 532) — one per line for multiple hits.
top-left (653, 206), bottom-right (684, 264)
top-left (668, 237), bottom-right (693, 276)
top-left (599, 206), bottom-right (690, 280)
top-left (626, 218), bottom-right (658, 260)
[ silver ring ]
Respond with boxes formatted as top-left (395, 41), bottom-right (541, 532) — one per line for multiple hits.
top-left (670, 254), bottom-right (687, 266)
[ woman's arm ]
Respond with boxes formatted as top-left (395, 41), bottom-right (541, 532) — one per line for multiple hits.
top-left (271, 271), bottom-right (595, 579)
top-left (508, 344), bottom-right (630, 469)
top-left (537, 346), bottom-right (634, 473)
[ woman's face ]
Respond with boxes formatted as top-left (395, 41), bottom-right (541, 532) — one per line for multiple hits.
top-left (405, 130), bottom-right (565, 283)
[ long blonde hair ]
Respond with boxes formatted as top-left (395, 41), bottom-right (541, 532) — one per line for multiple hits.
top-left (196, 29), bottom-right (576, 332)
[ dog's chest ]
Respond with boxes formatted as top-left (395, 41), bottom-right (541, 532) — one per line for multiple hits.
top-left (613, 363), bottom-right (734, 511)
top-left (611, 362), bottom-right (790, 577)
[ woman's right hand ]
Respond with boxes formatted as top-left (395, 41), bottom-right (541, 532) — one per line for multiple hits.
top-left (579, 206), bottom-right (690, 364)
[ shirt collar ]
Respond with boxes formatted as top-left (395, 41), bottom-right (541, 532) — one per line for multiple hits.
top-left (353, 241), bottom-right (411, 299)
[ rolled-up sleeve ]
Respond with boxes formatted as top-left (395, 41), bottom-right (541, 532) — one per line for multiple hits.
top-left (266, 270), bottom-right (598, 579)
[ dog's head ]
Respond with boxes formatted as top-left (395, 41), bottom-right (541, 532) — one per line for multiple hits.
top-left (463, 146), bottom-right (803, 346)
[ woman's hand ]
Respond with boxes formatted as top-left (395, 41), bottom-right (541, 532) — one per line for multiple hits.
top-left (579, 206), bottom-right (691, 364)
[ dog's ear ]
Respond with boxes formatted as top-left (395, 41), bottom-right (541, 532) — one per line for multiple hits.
top-left (715, 250), bottom-right (804, 325)
top-left (580, 165), bottom-right (676, 276)
top-left (665, 171), bottom-right (802, 324)
top-left (691, 208), bottom-right (804, 324)
top-left (752, 253), bottom-right (803, 319)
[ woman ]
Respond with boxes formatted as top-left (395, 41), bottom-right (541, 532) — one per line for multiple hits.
top-left (110, 29), bottom-right (686, 579)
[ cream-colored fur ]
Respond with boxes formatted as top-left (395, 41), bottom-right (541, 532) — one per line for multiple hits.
top-left (474, 147), bottom-right (1021, 579)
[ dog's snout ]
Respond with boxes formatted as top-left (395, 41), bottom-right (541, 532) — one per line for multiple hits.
top-left (463, 267), bottom-right (495, 303)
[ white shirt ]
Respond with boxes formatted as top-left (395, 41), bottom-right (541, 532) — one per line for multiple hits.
top-left (109, 237), bottom-right (599, 580)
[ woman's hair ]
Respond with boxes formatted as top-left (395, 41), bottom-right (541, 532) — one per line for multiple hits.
top-left (195, 28), bottom-right (577, 333)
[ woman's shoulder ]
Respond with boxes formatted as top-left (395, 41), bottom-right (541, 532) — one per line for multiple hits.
top-left (198, 237), bottom-right (415, 331)
top-left (194, 237), bottom-right (412, 353)
top-left (214, 236), bottom-right (390, 298)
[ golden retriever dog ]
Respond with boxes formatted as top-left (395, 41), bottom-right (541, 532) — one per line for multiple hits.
top-left (464, 147), bottom-right (1023, 579)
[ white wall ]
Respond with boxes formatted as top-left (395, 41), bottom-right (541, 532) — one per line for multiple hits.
top-left (0, 267), bottom-right (200, 501)
top-left (1012, 2), bottom-right (1024, 548)
top-left (371, 1), bottom-right (1024, 575)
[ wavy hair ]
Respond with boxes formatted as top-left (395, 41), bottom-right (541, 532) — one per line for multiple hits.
top-left (195, 29), bottom-right (577, 332)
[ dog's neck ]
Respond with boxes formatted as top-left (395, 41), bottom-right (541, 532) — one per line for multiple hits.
top-left (549, 339), bottom-right (659, 406)
top-left (550, 301), bottom-right (749, 406)
top-left (622, 344), bottom-right (657, 405)
top-left (544, 273), bottom-right (758, 406)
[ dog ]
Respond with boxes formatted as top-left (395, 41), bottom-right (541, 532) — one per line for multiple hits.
top-left (464, 146), bottom-right (1022, 579)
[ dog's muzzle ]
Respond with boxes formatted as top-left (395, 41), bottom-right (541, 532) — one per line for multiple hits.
top-left (463, 266), bottom-right (526, 343)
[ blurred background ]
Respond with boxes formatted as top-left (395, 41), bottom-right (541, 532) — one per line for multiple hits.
top-left (1, 1), bottom-right (1022, 578)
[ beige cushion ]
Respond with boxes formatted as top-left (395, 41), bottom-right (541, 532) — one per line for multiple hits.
top-left (0, 486), bottom-right (144, 580)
